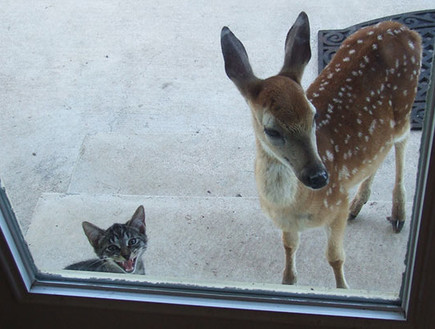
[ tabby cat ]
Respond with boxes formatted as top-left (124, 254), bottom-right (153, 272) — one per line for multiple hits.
top-left (65, 205), bottom-right (148, 274)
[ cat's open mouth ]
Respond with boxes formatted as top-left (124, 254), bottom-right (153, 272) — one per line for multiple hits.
top-left (117, 257), bottom-right (137, 273)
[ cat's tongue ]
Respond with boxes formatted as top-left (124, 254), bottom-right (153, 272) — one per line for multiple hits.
top-left (121, 259), bottom-right (135, 272)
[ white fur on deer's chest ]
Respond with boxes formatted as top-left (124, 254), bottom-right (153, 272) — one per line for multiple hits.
top-left (255, 145), bottom-right (316, 231)
top-left (257, 160), bottom-right (297, 206)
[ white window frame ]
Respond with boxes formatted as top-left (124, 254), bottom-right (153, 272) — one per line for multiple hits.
top-left (0, 60), bottom-right (434, 329)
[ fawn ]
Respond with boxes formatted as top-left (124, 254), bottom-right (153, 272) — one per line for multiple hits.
top-left (221, 12), bottom-right (422, 288)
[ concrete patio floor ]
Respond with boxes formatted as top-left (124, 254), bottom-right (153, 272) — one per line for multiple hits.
top-left (1, 1), bottom-right (433, 295)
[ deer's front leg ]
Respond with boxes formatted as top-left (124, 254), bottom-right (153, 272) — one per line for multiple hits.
top-left (282, 231), bottom-right (300, 285)
top-left (326, 215), bottom-right (349, 289)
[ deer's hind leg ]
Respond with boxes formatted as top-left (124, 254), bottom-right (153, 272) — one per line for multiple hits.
top-left (348, 174), bottom-right (376, 220)
top-left (388, 136), bottom-right (408, 233)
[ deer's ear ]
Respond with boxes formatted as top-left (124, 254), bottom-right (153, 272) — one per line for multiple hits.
top-left (279, 12), bottom-right (311, 84)
top-left (221, 27), bottom-right (261, 98)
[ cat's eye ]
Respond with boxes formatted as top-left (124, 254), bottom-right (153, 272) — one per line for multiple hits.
top-left (128, 238), bottom-right (137, 246)
top-left (107, 245), bottom-right (119, 252)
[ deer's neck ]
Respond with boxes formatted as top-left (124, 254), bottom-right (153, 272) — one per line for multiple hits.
top-left (255, 139), bottom-right (300, 206)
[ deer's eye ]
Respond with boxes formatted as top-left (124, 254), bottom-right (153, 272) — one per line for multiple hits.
top-left (264, 128), bottom-right (282, 139)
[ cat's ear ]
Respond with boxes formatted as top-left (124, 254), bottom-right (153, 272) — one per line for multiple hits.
top-left (127, 205), bottom-right (146, 235)
top-left (82, 221), bottom-right (105, 249)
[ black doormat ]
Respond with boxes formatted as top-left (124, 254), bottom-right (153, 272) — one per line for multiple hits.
top-left (318, 10), bottom-right (435, 130)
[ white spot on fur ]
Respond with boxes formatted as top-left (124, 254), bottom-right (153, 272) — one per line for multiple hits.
top-left (408, 40), bottom-right (415, 49)
top-left (339, 166), bottom-right (350, 181)
top-left (343, 57), bottom-right (350, 62)
top-left (326, 150), bottom-right (334, 162)
top-left (369, 120), bottom-right (377, 134)
top-left (372, 44), bottom-right (378, 50)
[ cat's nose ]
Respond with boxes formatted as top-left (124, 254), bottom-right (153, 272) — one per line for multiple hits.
top-left (121, 249), bottom-right (130, 259)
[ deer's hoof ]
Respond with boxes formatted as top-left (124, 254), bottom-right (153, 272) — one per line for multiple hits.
top-left (282, 272), bottom-right (297, 285)
top-left (387, 216), bottom-right (405, 233)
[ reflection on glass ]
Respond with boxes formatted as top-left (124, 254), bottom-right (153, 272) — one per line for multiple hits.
top-left (0, 2), bottom-right (432, 299)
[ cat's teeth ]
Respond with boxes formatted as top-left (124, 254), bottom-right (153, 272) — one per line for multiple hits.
top-left (121, 258), bottom-right (136, 272)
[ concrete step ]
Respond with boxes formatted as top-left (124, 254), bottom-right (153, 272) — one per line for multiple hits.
top-left (67, 131), bottom-right (258, 197)
top-left (67, 130), bottom-right (421, 201)
top-left (25, 192), bottom-right (412, 294)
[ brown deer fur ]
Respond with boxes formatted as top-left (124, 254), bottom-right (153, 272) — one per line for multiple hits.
top-left (221, 12), bottom-right (422, 288)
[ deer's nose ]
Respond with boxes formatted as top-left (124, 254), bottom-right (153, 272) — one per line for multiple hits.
top-left (309, 170), bottom-right (329, 189)
top-left (301, 167), bottom-right (329, 189)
